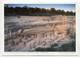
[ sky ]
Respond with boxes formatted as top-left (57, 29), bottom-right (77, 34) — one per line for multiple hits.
top-left (5, 4), bottom-right (75, 12)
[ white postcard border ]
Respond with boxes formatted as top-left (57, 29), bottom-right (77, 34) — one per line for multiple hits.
top-left (1, 2), bottom-right (79, 56)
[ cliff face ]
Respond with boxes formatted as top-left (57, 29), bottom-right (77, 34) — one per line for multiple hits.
top-left (54, 24), bottom-right (68, 38)
top-left (4, 15), bottom-right (75, 51)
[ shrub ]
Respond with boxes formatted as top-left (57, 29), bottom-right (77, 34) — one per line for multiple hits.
top-left (67, 28), bottom-right (70, 35)
top-left (60, 41), bottom-right (75, 51)
top-left (17, 16), bottom-right (21, 18)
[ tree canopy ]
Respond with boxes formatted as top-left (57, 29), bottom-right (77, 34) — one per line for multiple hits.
top-left (4, 5), bottom-right (75, 16)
